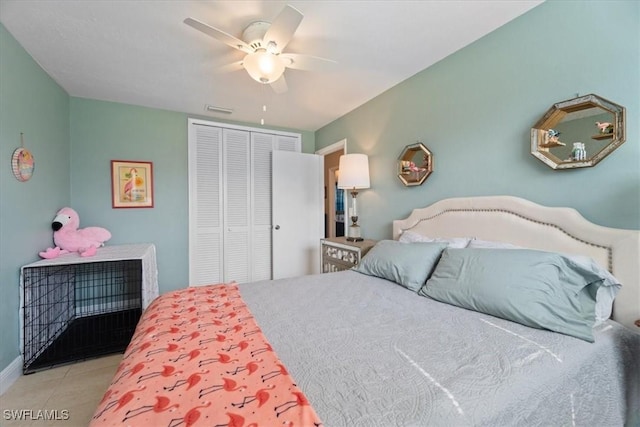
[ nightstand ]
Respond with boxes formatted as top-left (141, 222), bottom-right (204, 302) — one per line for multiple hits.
top-left (321, 237), bottom-right (377, 273)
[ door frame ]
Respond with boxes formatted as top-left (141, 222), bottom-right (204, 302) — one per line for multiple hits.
top-left (315, 139), bottom-right (347, 156)
top-left (326, 166), bottom-right (339, 238)
top-left (316, 139), bottom-right (347, 238)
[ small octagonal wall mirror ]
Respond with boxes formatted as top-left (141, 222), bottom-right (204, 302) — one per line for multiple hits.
top-left (531, 94), bottom-right (625, 170)
top-left (398, 142), bottom-right (433, 186)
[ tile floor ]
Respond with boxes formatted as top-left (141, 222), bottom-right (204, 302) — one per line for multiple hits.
top-left (0, 354), bottom-right (121, 427)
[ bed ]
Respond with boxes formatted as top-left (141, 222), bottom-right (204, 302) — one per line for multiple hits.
top-left (91, 196), bottom-right (640, 426)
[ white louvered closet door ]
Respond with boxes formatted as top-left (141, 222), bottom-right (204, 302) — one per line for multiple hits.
top-left (251, 132), bottom-right (275, 281)
top-left (223, 129), bottom-right (251, 283)
top-left (189, 125), bottom-right (223, 285)
top-left (189, 119), bottom-right (302, 287)
top-left (276, 134), bottom-right (301, 152)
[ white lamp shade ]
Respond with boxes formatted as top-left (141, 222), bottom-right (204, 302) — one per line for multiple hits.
top-left (338, 154), bottom-right (370, 189)
top-left (243, 51), bottom-right (286, 84)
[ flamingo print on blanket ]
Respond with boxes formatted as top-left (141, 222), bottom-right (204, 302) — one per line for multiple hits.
top-left (90, 283), bottom-right (322, 427)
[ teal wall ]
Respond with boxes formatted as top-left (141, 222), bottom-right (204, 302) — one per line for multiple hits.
top-left (0, 25), bottom-right (70, 372)
top-left (316, 0), bottom-right (640, 238)
top-left (69, 98), bottom-right (315, 295)
top-left (70, 99), bottom-right (189, 294)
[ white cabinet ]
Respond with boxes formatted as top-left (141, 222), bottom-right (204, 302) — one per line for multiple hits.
top-left (188, 119), bottom-right (300, 286)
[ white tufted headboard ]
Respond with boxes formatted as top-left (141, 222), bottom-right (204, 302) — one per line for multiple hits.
top-left (392, 196), bottom-right (640, 330)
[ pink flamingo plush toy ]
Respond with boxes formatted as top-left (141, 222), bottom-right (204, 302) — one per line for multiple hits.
top-left (39, 207), bottom-right (111, 258)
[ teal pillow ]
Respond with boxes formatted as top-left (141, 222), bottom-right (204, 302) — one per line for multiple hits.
top-left (419, 248), bottom-right (603, 342)
top-left (353, 240), bottom-right (447, 292)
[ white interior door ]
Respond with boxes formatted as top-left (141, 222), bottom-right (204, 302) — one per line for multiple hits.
top-left (272, 151), bottom-right (324, 279)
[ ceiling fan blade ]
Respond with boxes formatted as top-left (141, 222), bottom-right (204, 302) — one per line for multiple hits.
top-left (215, 61), bottom-right (244, 74)
top-left (184, 17), bottom-right (252, 53)
top-left (280, 53), bottom-right (337, 72)
top-left (270, 75), bottom-right (288, 94)
top-left (263, 5), bottom-right (303, 52)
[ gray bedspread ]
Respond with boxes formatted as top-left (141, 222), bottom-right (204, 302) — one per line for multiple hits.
top-left (239, 271), bottom-right (639, 427)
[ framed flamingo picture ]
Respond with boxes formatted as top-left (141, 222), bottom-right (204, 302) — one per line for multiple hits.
top-left (111, 160), bottom-right (154, 208)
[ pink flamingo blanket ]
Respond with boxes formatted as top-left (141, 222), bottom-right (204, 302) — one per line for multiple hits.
top-left (90, 284), bottom-right (322, 427)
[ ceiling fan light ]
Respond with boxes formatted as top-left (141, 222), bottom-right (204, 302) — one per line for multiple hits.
top-left (243, 51), bottom-right (285, 84)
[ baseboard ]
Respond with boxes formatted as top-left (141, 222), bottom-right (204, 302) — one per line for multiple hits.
top-left (0, 356), bottom-right (22, 395)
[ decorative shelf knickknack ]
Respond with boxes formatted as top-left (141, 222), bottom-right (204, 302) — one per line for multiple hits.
top-left (530, 94), bottom-right (626, 170)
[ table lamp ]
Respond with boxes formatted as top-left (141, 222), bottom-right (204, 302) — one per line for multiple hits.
top-left (337, 154), bottom-right (370, 242)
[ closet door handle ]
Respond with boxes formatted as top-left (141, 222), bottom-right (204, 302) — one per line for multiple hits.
top-left (274, 225), bottom-right (280, 230)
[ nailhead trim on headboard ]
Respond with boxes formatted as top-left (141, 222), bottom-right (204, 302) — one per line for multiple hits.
top-left (401, 208), bottom-right (613, 272)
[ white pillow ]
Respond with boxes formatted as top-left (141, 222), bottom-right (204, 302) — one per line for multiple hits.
top-left (399, 231), bottom-right (471, 248)
top-left (465, 239), bottom-right (620, 325)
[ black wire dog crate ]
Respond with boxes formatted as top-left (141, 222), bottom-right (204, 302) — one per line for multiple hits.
top-left (21, 244), bottom-right (158, 374)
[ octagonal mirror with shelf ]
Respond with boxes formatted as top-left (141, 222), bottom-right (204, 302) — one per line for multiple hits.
top-left (398, 142), bottom-right (433, 186)
top-left (531, 94), bottom-right (625, 170)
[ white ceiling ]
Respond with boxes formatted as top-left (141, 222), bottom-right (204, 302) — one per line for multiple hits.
top-left (0, 0), bottom-right (542, 131)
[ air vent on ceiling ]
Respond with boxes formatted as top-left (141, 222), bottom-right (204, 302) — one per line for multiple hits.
top-left (205, 105), bottom-right (233, 114)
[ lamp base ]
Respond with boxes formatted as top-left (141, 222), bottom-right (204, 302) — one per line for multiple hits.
top-left (347, 222), bottom-right (363, 242)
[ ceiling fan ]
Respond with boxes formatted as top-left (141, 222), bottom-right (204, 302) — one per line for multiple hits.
top-left (185, 5), bottom-right (336, 94)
